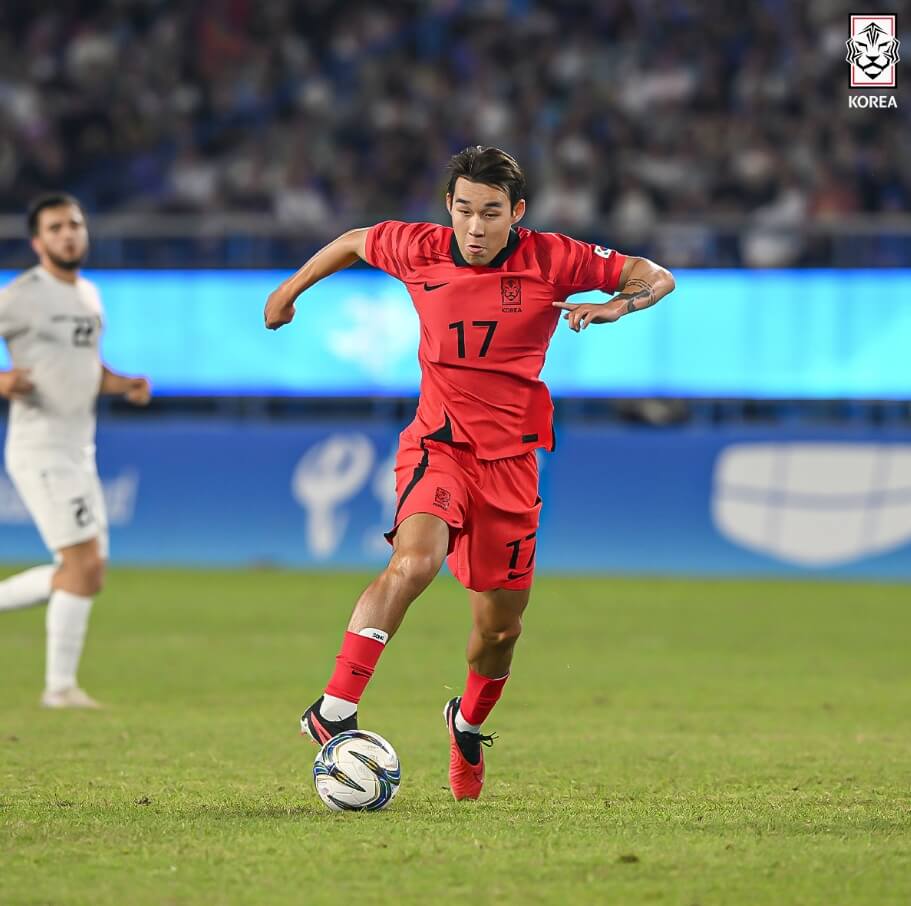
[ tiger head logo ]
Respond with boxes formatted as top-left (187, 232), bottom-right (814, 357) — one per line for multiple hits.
top-left (846, 22), bottom-right (901, 80)
top-left (501, 277), bottom-right (522, 311)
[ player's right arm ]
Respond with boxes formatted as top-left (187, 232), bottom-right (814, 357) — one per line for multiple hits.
top-left (264, 228), bottom-right (369, 330)
top-left (0, 285), bottom-right (34, 400)
top-left (0, 369), bottom-right (34, 401)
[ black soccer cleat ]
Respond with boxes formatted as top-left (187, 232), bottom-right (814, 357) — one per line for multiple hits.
top-left (300, 695), bottom-right (358, 745)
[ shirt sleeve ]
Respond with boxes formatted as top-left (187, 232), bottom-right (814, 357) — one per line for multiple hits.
top-left (548, 234), bottom-right (628, 297)
top-left (0, 286), bottom-right (24, 339)
top-left (364, 220), bottom-right (424, 281)
top-left (86, 281), bottom-right (105, 328)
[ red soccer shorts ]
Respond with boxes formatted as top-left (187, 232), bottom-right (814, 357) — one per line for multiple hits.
top-left (385, 432), bottom-right (542, 592)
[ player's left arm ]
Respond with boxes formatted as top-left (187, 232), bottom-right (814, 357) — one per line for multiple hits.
top-left (99, 365), bottom-right (151, 406)
top-left (554, 256), bottom-right (676, 332)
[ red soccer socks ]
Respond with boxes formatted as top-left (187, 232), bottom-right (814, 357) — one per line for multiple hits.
top-left (459, 669), bottom-right (508, 727)
top-left (324, 630), bottom-right (386, 705)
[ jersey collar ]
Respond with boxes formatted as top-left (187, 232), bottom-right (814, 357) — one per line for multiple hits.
top-left (450, 228), bottom-right (520, 268)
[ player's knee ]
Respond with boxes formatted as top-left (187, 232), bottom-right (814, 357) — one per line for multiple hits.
top-left (390, 547), bottom-right (444, 588)
top-left (478, 619), bottom-right (522, 650)
top-left (79, 555), bottom-right (106, 595)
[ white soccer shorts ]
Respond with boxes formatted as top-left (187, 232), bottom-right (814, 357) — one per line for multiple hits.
top-left (5, 448), bottom-right (109, 558)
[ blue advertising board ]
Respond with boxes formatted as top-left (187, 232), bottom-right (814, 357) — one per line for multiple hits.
top-left (1, 268), bottom-right (909, 398)
top-left (1, 420), bottom-right (909, 579)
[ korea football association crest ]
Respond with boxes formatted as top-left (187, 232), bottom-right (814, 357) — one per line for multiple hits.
top-left (501, 277), bottom-right (522, 313)
top-left (433, 486), bottom-right (452, 511)
top-left (846, 16), bottom-right (900, 101)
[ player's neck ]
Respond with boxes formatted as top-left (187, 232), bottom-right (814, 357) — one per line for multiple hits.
top-left (39, 260), bottom-right (80, 285)
top-left (451, 228), bottom-right (520, 268)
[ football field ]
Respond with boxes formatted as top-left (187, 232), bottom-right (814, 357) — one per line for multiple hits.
top-left (1, 569), bottom-right (909, 905)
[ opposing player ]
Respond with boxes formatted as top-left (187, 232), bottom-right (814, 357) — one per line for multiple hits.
top-left (0, 193), bottom-right (151, 708)
top-left (264, 147), bottom-right (675, 799)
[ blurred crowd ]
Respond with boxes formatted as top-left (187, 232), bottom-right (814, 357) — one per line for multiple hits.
top-left (0, 0), bottom-right (908, 266)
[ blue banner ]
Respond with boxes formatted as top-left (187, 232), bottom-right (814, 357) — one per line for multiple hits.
top-left (2, 420), bottom-right (909, 579)
top-left (2, 268), bottom-right (910, 398)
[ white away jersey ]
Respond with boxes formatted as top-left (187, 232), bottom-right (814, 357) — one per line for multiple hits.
top-left (0, 266), bottom-right (104, 452)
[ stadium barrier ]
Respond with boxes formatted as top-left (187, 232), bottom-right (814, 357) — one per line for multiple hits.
top-left (2, 268), bottom-right (910, 398)
top-left (1, 420), bottom-right (908, 578)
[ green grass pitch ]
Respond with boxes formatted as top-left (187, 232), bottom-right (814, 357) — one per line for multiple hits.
top-left (1, 569), bottom-right (909, 905)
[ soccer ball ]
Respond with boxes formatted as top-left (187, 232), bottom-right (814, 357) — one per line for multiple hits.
top-left (313, 730), bottom-right (401, 812)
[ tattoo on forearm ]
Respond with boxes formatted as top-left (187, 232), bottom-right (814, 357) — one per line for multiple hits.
top-left (615, 278), bottom-right (655, 314)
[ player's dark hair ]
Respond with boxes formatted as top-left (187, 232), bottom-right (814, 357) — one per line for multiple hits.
top-left (446, 146), bottom-right (526, 209)
top-left (26, 193), bottom-right (84, 236)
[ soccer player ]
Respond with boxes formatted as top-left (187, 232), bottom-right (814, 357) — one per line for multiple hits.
top-left (0, 193), bottom-right (151, 708)
top-left (264, 147), bottom-right (675, 799)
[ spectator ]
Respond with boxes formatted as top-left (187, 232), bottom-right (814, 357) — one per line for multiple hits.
top-left (0, 0), bottom-right (904, 267)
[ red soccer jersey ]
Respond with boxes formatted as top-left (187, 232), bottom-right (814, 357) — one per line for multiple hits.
top-left (364, 221), bottom-right (627, 460)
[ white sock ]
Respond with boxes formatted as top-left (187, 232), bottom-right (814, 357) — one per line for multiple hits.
top-left (320, 693), bottom-right (358, 722)
top-left (0, 564), bottom-right (55, 612)
top-left (45, 590), bottom-right (93, 694)
top-left (455, 709), bottom-right (482, 734)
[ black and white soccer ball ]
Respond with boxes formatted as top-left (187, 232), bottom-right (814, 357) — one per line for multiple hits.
top-left (313, 730), bottom-right (401, 812)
